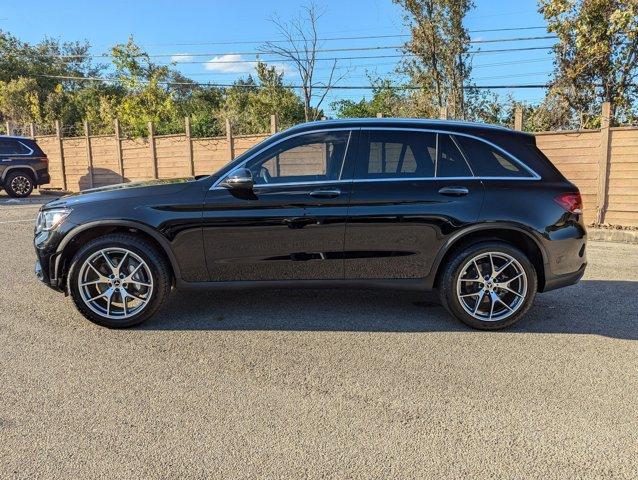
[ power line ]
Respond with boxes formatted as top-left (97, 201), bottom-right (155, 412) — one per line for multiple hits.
top-left (33, 35), bottom-right (557, 60)
top-left (172, 46), bottom-right (556, 66)
top-left (175, 57), bottom-right (553, 77)
top-left (135, 25), bottom-right (548, 47)
top-left (33, 73), bottom-right (564, 90)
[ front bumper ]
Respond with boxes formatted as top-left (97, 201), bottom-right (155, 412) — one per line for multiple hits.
top-left (34, 250), bottom-right (65, 292)
top-left (34, 222), bottom-right (76, 293)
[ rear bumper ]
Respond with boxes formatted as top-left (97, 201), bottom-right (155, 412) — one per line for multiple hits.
top-left (542, 262), bottom-right (586, 292)
top-left (36, 172), bottom-right (50, 186)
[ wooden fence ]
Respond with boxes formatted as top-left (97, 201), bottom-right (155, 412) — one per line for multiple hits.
top-left (6, 104), bottom-right (638, 226)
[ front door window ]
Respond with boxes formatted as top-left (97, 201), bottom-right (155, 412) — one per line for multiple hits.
top-left (247, 131), bottom-right (351, 185)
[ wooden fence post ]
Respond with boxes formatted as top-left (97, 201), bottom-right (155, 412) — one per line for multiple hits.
top-left (55, 120), bottom-right (67, 191)
top-left (114, 119), bottom-right (125, 182)
top-left (83, 120), bottom-right (94, 189)
top-left (226, 119), bottom-right (235, 161)
top-left (185, 117), bottom-right (195, 176)
top-left (148, 121), bottom-right (158, 179)
top-left (270, 114), bottom-right (280, 176)
top-left (439, 106), bottom-right (449, 120)
top-left (29, 123), bottom-right (36, 139)
top-left (596, 102), bottom-right (612, 225)
top-left (5, 121), bottom-right (11, 135)
top-left (514, 106), bottom-right (523, 131)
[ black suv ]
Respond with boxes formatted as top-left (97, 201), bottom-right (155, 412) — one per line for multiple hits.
top-left (1, 136), bottom-right (50, 197)
top-left (34, 119), bottom-right (587, 330)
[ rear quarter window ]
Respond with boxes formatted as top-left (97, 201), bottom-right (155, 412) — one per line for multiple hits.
top-left (0, 139), bottom-right (31, 156)
top-left (454, 135), bottom-right (532, 178)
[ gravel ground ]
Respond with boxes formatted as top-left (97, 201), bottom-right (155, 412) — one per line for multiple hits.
top-left (0, 194), bottom-right (636, 479)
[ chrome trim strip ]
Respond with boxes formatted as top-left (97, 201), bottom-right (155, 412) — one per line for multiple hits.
top-left (210, 176), bottom-right (538, 190)
top-left (210, 125), bottom-right (540, 190)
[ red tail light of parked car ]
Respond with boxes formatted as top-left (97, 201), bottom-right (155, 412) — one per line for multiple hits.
top-left (555, 192), bottom-right (583, 214)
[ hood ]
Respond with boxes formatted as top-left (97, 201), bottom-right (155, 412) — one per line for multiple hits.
top-left (43, 177), bottom-right (200, 209)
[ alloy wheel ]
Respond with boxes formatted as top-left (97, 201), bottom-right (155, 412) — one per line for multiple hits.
top-left (456, 251), bottom-right (528, 322)
top-left (78, 247), bottom-right (154, 320)
top-left (10, 175), bottom-right (32, 196)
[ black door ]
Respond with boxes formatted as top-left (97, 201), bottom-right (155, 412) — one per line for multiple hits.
top-left (344, 129), bottom-right (485, 279)
top-left (202, 129), bottom-right (357, 281)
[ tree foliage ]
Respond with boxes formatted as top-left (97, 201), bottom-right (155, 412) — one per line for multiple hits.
top-left (0, 31), bottom-right (304, 137)
top-left (539, 0), bottom-right (638, 128)
top-left (393, 0), bottom-right (474, 119)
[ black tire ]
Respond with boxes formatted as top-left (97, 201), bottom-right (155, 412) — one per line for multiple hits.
top-left (67, 233), bottom-right (171, 328)
top-left (4, 170), bottom-right (34, 198)
top-left (438, 241), bottom-right (537, 330)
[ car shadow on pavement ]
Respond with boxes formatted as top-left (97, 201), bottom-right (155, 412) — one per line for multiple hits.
top-left (143, 280), bottom-right (637, 340)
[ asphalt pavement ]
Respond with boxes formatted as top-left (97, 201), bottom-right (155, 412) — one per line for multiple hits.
top-left (1, 192), bottom-right (636, 479)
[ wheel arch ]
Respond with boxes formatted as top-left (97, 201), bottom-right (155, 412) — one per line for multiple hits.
top-left (431, 223), bottom-right (547, 291)
top-left (2, 166), bottom-right (37, 182)
top-left (55, 220), bottom-right (180, 287)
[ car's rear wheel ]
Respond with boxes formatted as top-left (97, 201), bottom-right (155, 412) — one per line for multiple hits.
top-left (68, 234), bottom-right (171, 328)
top-left (439, 241), bottom-right (537, 330)
top-left (5, 170), bottom-right (34, 198)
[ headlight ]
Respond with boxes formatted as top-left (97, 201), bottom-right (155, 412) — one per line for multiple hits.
top-left (35, 208), bottom-right (71, 233)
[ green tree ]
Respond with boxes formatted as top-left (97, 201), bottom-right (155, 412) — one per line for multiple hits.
top-left (110, 37), bottom-right (181, 136)
top-left (0, 77), bottom-right (42, 124)
top-left (539, 0), bottom-right (638, 127)
top-left (331, 79), bottom-right (409, 118)
top-left (220, 62), bottom-right (305, 134)
top-left (393, 0), bottom-right (474, 118)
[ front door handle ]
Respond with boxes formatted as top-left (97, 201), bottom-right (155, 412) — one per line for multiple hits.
top-left (309, 189), bottom-right (341, 198)
top-left (438, 186), bottom-right (469, 197)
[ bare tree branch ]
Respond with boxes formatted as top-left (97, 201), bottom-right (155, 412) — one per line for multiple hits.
top-left (261, 1), bottom-right (344, 121)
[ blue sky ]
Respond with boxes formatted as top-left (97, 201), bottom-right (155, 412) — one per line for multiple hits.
top-left (0, 0), bottom-right (553, 114)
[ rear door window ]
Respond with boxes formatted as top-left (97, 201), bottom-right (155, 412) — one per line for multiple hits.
top-left (453, 135), bottom-right (531, 177)
top-left (437, 135), bottom-right (473, 177)
top-left (356, 130), bottom-right (436, 179)
top-left (356, 130), bottom-right (477, 180)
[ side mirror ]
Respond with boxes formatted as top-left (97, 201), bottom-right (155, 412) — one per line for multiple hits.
top-left (222, 168), bottom-right (254, 190)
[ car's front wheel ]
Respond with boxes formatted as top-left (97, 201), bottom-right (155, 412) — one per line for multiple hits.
top-left (67, 234), bottom-right (171, 328)
top-left (439, 241), bottom-right (537, 330)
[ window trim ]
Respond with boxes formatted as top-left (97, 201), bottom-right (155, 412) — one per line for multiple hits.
top-left (0, 140), bottom-right (34, 157)
top-left (358, 127), bottom-right (539, 181)
top-left (211, 126), bottom-right (541, 190)
top-left (211, 128), bottom-right (356, 189)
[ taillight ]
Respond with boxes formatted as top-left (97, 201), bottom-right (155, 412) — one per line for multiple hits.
top-left (554, 192), bottom-right (583, 214)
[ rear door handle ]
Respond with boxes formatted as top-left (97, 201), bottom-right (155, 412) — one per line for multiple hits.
top-left (438, 186), bottom-right (469, 197)
top-left (309, 189), bottom-right (341, 198)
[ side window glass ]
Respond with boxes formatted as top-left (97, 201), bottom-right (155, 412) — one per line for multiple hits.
top-left (248, 131), bottom-right (350, 185)
top-left (0, 140), bottom-right (29, 155)
top-left (358, 131), bottom-right (436, 179)
top-left (454, 135), bottom-right (530, 177)
top-left (437, 135), bottom-right (472, 177)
